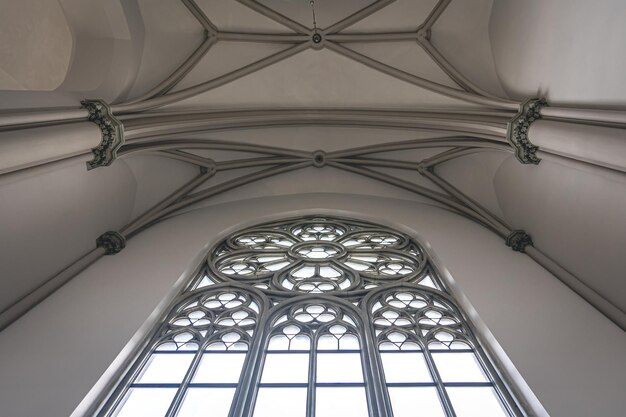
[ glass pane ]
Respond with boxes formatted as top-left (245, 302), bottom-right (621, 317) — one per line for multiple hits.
top-left (318, 334), bottom-right (339, 350)
top-left (261, 353), bottom-right (309, 383)
top-left (316, 387), bottom-right (368, 417)
top-left (418, 275), bottom-right (438, 289)
top-left (291, 334), bottom-right (311, 350)
top-left (136, 353), bottom-right (194, 383)
top-left (317, 353), bottom-right (363, 383)
top-left (192, 353), bottom-right (246, 383)
top-left (177, 388), bottom-right (235, 417)
top-left (447, 387), bottom-right (509, 417)
top-left (388, 387), bottom-right (445, 417)
top-left (268, 335), bottom-right (290, 350)
top-left (339, 334), bottom-right (360, 350)
top-left (253, 387), bottom-right (307, 417)
top-left (432, 352), bottom-right (487, 382)
top-left (114, 388), bottom-right (176, 417)
top-left (381, 352), bottom-right (432, 383)
top-left (194, 276), bottom-right (214, 289)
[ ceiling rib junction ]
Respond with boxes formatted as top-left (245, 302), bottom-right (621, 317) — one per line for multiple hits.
top-left (112, 0), bottom-right (519, 113)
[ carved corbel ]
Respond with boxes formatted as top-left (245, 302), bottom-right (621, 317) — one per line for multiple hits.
top-left (81, 99), bottom-right (125, 170)
top-left (507, 98), bottom-right (547, 165)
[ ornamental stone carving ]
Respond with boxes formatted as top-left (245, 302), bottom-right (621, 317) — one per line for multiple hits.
top-left (507, 98), bottom-right (547, 165)
top-left (505, 230), bottom-right (533, 252)
top-left (81, 99), bottom-right (125, 170)
top-left (96, 231), bottom-right (126, 255)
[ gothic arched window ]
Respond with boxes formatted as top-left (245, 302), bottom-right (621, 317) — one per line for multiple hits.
top-left (97, 216), bottom-right (527, 417)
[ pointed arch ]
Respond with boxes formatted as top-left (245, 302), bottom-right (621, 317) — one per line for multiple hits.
top-left (96, 215), bottom-right (533, 417)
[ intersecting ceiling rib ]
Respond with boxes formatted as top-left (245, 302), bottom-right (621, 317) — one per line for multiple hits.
top-left (1, 0), bottom-right (625, 334)
top-left (126, 0), bottom-right (502, 110)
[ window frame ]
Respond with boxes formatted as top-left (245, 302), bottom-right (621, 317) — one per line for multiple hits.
top-left (91, 215), bottom-right (534, 417)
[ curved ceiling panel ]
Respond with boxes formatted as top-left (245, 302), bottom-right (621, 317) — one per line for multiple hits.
top-left (127, 0), bottom-right (205, 100)
top-left (164, 48), bottom-right (475, 109)
top-left (348, 41), bottom-right (459, 88)
top-left (172, 42), bottom-right (292, 92)
top-left (197, 0), bottom-right (295, 33)
top-left (258, 0), bottom-right (376, 29)
top-left (341, 0), bottom-right (438, 33)
top-left (0, 0), bottom-right (72, 91)
top-left (432, 0), bottom-right (506, 97)
top-left (490, 0), bottom-right (626, 105)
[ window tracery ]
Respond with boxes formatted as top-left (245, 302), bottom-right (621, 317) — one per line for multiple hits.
top-left (99, 216), bottom-right (526, 417)
top-left (212, 218), bottom-right (426, 295)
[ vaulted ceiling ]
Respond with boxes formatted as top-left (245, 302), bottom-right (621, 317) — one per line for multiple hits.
top-left (0, 0), bottom-right (625, 332)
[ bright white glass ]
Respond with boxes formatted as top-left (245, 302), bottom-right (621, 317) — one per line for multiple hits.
top-left (317, 334), bottom-right (339, 350)
top-left (266, 261), bottom-right (291, 271)
top-left (388, 387), bottom-right (445, 417)
top-left (177, 388), bottom-right (235, 417)
top-left (114, 388), bottom-right (176, 417)
top-left (192, 353), bottom-right (246, 383)
top-left (339, 334), bottom-right (360, 350)
top-left (253, 388), bottom-right (307, 417)
top-left (194, 276), bottom-right (214, 289)
top-left (260, 353), bottom-right (309, 383)
top-left (381, 352), bottom-right (432, 383)
top-left (316, 387), bottom-right (369, 417)
top-left (317, 353), bottom-right (363, 383)
top-left (136, 353), bottom-right (194, 383)
top-left (447, 387), bottom-right (509, 417)
top-left (419, 276), bottom-right (438, 289)
top-left (432, 353), bottom-right (487, 382)
top-left (290, 334), bottom-right (311, 350)
top-left (267, 335), bottom-right (289, 350)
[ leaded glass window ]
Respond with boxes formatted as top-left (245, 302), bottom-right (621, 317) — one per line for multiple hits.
top-left (97, 216), bottom-right (527, 417)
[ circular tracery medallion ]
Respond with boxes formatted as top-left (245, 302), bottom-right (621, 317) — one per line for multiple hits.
top-left (211, 216), bottom-right (427, 294)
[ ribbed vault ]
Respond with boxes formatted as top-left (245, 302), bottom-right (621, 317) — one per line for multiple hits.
top-left (0, 0), bottom-right (625, 334)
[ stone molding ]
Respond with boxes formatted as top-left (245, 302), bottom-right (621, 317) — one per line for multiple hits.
top-left (81, 99), bottom-right (125, 170)
top-left (507, 98), bottom-right (547, 165)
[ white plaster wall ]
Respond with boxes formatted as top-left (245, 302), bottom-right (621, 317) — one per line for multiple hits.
top-left (494, 154), bottom-right (626, 313)
top-left (433, 0), bottom-right (507, 97)
top-left (0, 194), bottom-right (623, 417)
top-left (0, 160), bottom-right (137, 313)
top-left (122, 154), bottom-right (199, 218)
top-left (490, 0), bottom-right (626, 105)
top-left (436, 149), bottom-right (509, 220)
